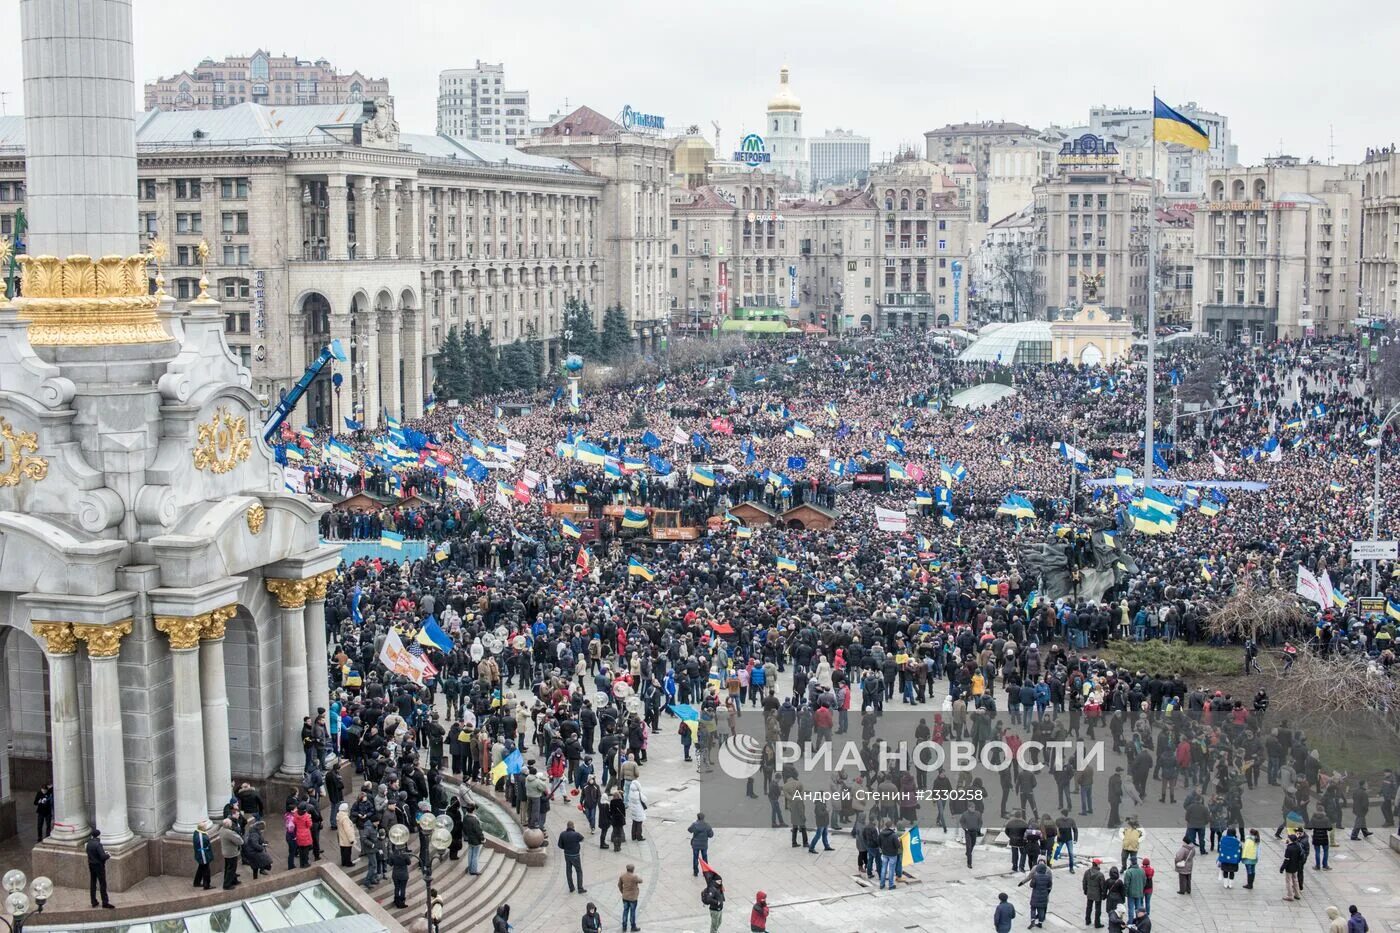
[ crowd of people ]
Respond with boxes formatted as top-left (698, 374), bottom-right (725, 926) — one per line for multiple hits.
top-left (237, 330), bottom-right (1400, 930)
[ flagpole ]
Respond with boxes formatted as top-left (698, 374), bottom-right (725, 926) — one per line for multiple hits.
top-left (1143, 89), bottom-right (1159, 490)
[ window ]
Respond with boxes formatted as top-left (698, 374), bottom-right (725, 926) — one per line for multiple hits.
top-left (220, 277), bottom-right (251, 300)
top-left (176, 212), bottom-right (202, 234)
top-left (221, 211), bottom-right (249, 234)
top-left (222, 244), bottom-right (249, 265)
top-left (137, 180), bottom-right (156, 201)
top-left (937, 239), bottom-right (947, 251)
top-left (140, 212), bottom-right (158, 235)
top-left (173, 277), bottom-right (199, 299)
top-left (176, 245), bottom-right (199, 266)
top-left (224, 311), bottom-right (250, 333)
top-left (220, 177), bottom-right (249, 200)
top-left (175, 179), bottom-right (201, 200)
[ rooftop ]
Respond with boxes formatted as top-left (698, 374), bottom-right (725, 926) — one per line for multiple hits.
top-left (926, 121), bottom-right (1038, 137)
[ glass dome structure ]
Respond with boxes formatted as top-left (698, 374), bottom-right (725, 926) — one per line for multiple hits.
top-left (958, 321), bottom-right (1054, 364)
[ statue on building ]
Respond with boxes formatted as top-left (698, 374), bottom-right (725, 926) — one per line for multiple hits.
top-left (1081, 272), bottom-right (1104, 304)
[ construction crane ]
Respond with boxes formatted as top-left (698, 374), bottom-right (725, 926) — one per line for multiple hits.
top-left (261, 339), bottom-right (347, 443)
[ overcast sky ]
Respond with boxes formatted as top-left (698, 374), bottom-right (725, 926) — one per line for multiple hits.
top-left (2, 0), bottom-right (1397, 166)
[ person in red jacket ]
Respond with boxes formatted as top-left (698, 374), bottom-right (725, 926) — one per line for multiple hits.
top-left (292, 804), bottom-right (315, 867)
top-left (750, 890), bottom-right (769, 931)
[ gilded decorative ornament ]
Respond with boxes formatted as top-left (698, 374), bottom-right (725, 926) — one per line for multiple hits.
top-left (306, 569), bottom-right (337, 601)
top-left (14, 253), bottom-right (168, 346)
top-left (203, 604), bottom-right (236, 640)
top-left (72, 619), bottom-right (133, 658)
top-left (266, 577), bottom-right (310, 609)
top-left (30, 622), bottom-right (77, 656)
top-left (0, 236), bottom-right (12, 270)
top-left (192, 406), bottom-right (252, 474)
top-left (0, 416), bottom-right (49, 488)
top-left (154, 614), bottom-right (208, 650)
top-left (147, 240), bottom-right (168, 296)
top-left (246, 503), bottom-right (267, 535)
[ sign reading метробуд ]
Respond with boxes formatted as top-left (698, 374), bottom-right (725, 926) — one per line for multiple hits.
top-left (692, 708), bottom-right (1396, 832)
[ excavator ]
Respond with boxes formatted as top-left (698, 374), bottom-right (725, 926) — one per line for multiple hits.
top-left (261, 339), bottom-right (347, 443)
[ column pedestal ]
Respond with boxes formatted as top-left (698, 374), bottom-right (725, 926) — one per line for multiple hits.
top-left (267, 579), bottom-right (311, 777)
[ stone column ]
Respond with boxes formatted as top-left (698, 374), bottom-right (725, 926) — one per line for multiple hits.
top-left (303, 572), bottom-right (334, 719)
top-left (391, 183), bottom-right (404, 259)
top-left (377, 310), bottom-right (402, 421)
top-left (30, 623), bottom-right (90, 842)
top-left (359, 177), bottom-right (377, 260)
top-left (286, 178), bottom-right (304, 260)
top-left (198, 606), bottom-right (235, 817)
top-left (357, 311), bottom-right (381, 431)
top-left (153, 614), bottom-right (208, 833)
top-left (266, 578), bottom-right (310, 777)
top-left (401, 309), bottom-right (424, 418)
top-left (19, 0), bottom-right (139, 257)
top-left (405, 182), bottom-right (420, 260)
top-left (327, 174), bottom-right (349, 261)
top-left (73, 620), bottom-right (134, 846)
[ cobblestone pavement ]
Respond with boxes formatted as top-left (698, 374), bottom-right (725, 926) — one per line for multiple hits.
top-left (496, 675), bottom-right (1400, 933)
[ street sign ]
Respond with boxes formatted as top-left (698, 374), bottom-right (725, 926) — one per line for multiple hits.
top-left (1351, 540), bottom-right (1398, 561)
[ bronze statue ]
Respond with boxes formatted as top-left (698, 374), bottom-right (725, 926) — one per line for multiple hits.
top-left (1081, 272), bottom-right (1104, 303)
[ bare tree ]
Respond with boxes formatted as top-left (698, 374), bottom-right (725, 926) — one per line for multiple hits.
top-left (1270, 651), bottom-right (1400, 714)
top-left (1204, 583), bottom-right (1306, 645)
top-left (990, 243), bottom-right (1036, 322)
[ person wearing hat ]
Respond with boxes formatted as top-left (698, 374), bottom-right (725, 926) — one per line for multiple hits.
top-left (1106, 904), bottom-right (1128, 933)
top-left (192, 819), bottom-right (215, 890)
top-left (749, 890), bottom-right (769, 931)
top-left (1081, 858), bottom-right (1106, 928)
top-left (86, 828), bottom-right (114, 909)
top-left (219, 817), bottom-right (244, 890)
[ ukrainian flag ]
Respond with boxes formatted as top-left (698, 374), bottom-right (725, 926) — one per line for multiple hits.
top-left (916, 533), bottom-right (932, 551)
top-left (735, 525), bottom-right (753, 540)
top-left (960, 420), bottom-right (977, 435)
top-left (1101, 529), bottom-right (1117, 549)
top-left (888, 463), bottom-right (908, 481)
top-left (1200, 562), bottom-right (1213, 583)
top-left (1332, 590), bottom-right (1350, 611)
top-left (284, 446), bottom-right (305, 462)
top-left (724, 511), bottom-right (740, 524)
top-left (1114, 467), bottom-right (1134, 487)
top-left (1387, 598), bottom-right (1400, 622)
top-left (622, 507), bottom-right (649, 529)
top-left (1328, 481), bottom-right (1345, 493)
top-left (561, 518), bottom-right (583, 539)
top-left (940, 461), bottom-right (967, 484)
top-left (900, 826), bottom-right (925, 866)
top-left (628, 557), bottom-right (656, 580)
top-left (574, 442), bottom-right (608, 465)
top-left (381, 531), bottom-right (405, 551)
top-left (1153, 97), bottom-right (1210, 150)
top-left (914, 490), bottom-right (933, 506)
top-left (997, 494), bottom-right (1035, 519)
top-left (1284, 416), bottom-right (1304, 432)
top-left (789, 422), bottom-right (815, 440)
top-left (940, 509), bottom-right (957, 528)
top-left (1199, 501), bottom-right (1221, 517)
top-left (691, 466), bottom-right (717, 487)
top-left (775, 555), bottom-right (798, 573)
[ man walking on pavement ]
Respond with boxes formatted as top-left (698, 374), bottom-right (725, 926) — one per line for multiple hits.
top-left (618, 864), bottom-right (642, 932)
top-left (687, 812), bottom-right (714, 877)
top-left (558, 820), bottom-right (586, 894)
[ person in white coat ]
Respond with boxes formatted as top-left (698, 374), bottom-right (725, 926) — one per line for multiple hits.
top-left (625, 779), bottom-right (648, 842)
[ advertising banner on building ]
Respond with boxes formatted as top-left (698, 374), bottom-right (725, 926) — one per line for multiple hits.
top-left (788, 265), bottom-right (799, 308)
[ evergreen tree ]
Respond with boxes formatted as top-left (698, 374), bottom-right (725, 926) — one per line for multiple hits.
top-left (525, 323), bottom-right (546, 388)
top-left (500, 339), bottom-right (540, 392)
top-left (474, 326), bottom-right (500, 396)
top-left (599, 304), bottom-right (634, 362)
top-left (562, 297), bottom-right (598, 359)
top-left (435, 326), bottom-right (468, 400)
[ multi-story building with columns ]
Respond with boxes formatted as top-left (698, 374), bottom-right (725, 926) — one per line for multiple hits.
top-left (144, 49), bottom-right (388, 111)
top-left (0, 98), bottom-right (621, 432)
top-left (523, 107), bottom-right (673, 344)
top-left (1361, 146), bottom-right (1400, 324)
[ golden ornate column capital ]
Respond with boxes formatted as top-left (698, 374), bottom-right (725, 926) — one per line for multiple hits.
top-left (30, 622), bottom-right (77, 656)
top-left (154, 614), bottom-right (208, 650)
top-left (203, 604), bottom-right (237, 640)
top-left (72, 619), bottom-right (134, 659)
top-left (265, 578), bottom-right (310, 610)
top-left (305, 570), bottom-right (337, 602)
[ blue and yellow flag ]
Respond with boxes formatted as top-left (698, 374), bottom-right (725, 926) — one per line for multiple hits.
top-left (900, 826), bottom-right (924, 866)
top-left (1387, 598), bottom-right (1400, 622)
top-left (691, 466), bottom-right (717, 487)
top-left (560, 518), bottom-right (583, 539)
top-left (1154, 97), bottom-right (1209, 150)
top-left (775, 555), bottom-right (798, 573)
top-left (622, 507), bottom-right (649, 529)
top-left (628, 557), bottom-right (656, 581)
top-left (735, 525), bottom-right (753, 540)
top-left (381, 530), bottom-right (404, 551)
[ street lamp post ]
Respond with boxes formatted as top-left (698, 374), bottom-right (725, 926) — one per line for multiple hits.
top-left (2, 871), bottom-right (52, 933)
top-left (1364, 401), bottom-right (1400, 597)
top-left (387, 814), bottom-right (452, 933)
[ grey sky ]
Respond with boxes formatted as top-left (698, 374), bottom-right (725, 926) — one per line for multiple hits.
top-left (2, 0), bottom-right (1397, 166)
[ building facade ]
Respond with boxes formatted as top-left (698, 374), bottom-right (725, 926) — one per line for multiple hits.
top-left (923, 121), bottom-right (1039, 222)
top-left (1157, 206), bottom-right (1195, 325)
top-left (1361, 146), bottom-right (1400, 324)
top-left (986, 138), bottom-right (1057, 228)
top-left (437, 62), bottom-right (531, 147)
top-left (765, 67), bottom-right (809, 192)
top-left (0, 100), bottom-right (626, 432)
top-left (1193, 158), bottom-right (1361, 342)
top-left (523, 109), bottom-right (672, 344)
top-left (973, 203), bottom-right (1037, 322)
top-left (870, 162), bottom-right (973, 329)
top-left (810, 129), bottom-right (870, 190)
top-left (144, 50), bottom-right (388, 111)
top-left (1032, 139), bottom-right (1154, 323)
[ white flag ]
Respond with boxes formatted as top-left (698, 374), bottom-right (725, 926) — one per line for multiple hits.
top-left (875, 506), bottom-right (909, 533)
top-left (283, 466), bottom-right (306, 494)
top-left (1318, 569), bottom-right (1336, 608)
top-left (522, 468), bottom-right (542, 490)
top-left (1295, 564), bottom-right (1326, 609)
top-left (506, 438), bottom-right (527, 461)
top-left (1211, 452), bottom-right (1227, 476)
top-left (671, 427), bottom-right (689, 446)
top-left (378, 629), bottom-right (428, 685)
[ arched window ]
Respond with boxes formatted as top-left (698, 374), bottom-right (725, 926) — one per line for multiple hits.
top-left (1252, 179), bottom-right (1266, 201)
top-left (773, 119), bottom-right (779, 132)
top-left (1231, 179), bottom-right (1246, 199)
top-left (1211, 180), bottom-right (1224, 200)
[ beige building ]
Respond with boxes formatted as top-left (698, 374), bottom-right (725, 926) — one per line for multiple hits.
top-left (436, 61), bottom-right (531, 147)
top-left (523, 108), bottom-right (672, 342)
top-left (924, 121), bottom-right (1039, 222)
top-left (1157, 206), bottom-right (1196, 325)
top-left (1193, 157), bottom-right (1361, 342)
top-left (974, 204), bottom-right (1037, 321)
top-left (0, 99), bottom-right (679, 433)
top-left (987, 138), bottom-right (1056, 230)
top-left (870, 161), bottom-right (973, 329)
top-left (144, 50), bottom-right (388, 111)
top-left (670, 134), bottom-right (716, 189)
top-left (1050, 303), bottom-right (1134, 366)
top-left (1361, 146), bottom-right (1400, 323)
top-left (1032, 136), bottom-right (1154, 324)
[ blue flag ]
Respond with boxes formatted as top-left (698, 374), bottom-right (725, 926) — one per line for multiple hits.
top-left (641, 431), bottom-right (661, 450)
top-left (462, 456), bottom-right (489, 482)
top-left (787, 456), bottom-right (807, 471)
top-left (344, 416), bottom-right (363, 431)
